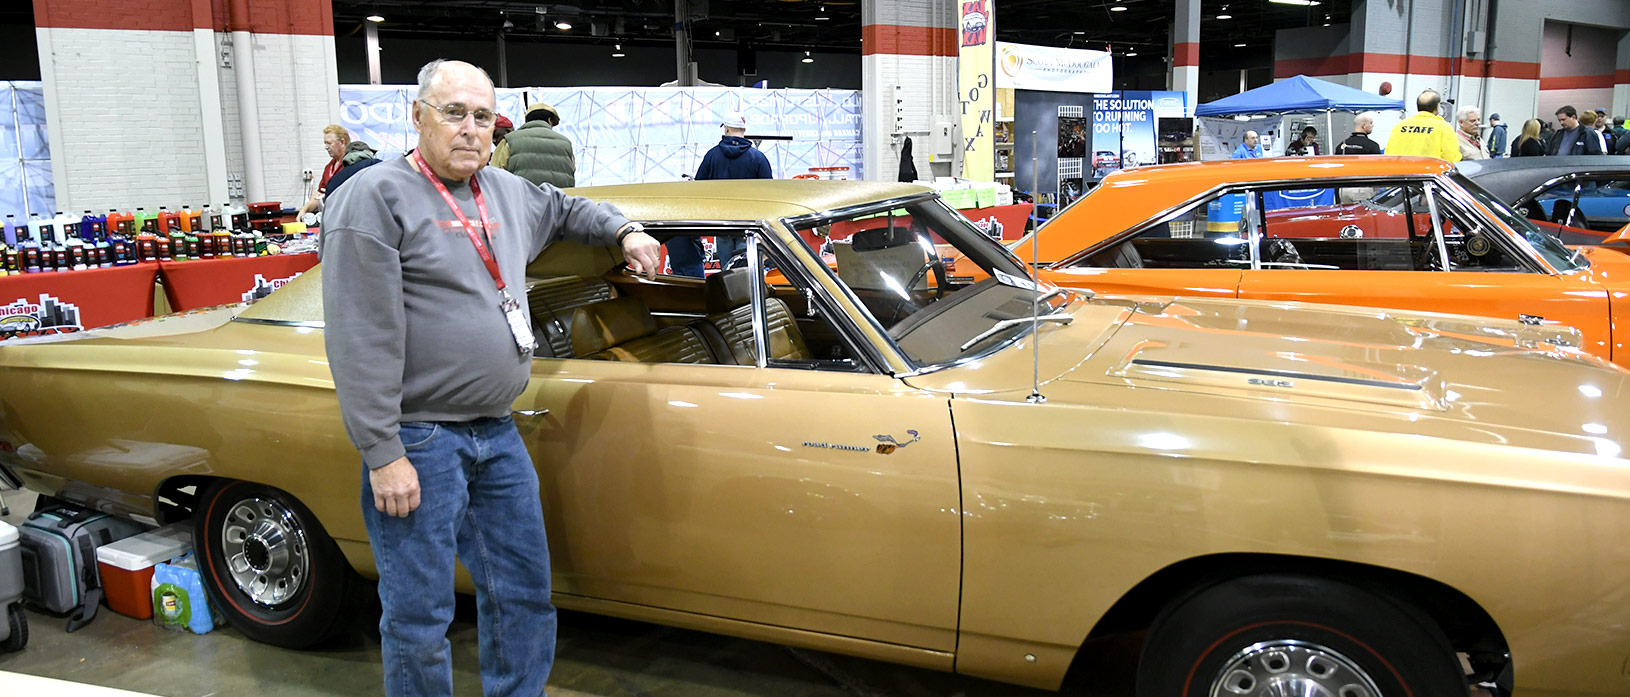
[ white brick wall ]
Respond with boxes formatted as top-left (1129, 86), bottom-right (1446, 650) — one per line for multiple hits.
top-left (861, 0), bottom-right (957, 182)
top-left (39, 27), bottom-right (210, 212)
top-left (37, 27), bottom-right (338, 213)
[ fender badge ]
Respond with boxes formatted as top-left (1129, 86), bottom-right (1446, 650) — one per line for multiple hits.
top-left (874, 430), bottom-right (921, 454)
top-left (1247, 378), bottom-right (1294, 388)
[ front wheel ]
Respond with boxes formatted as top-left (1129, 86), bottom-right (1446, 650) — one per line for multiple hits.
top-left (1137, 574), bottom-right (1467, 697)
top-left (193, 480), bottom-right (354, 648)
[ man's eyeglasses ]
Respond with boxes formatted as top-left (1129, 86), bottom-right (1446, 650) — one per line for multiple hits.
top-left (419, 100), bottom-right (496, 128)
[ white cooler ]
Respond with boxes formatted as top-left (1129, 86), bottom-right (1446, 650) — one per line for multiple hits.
top-left (0, 520), bottom-right (25, 651)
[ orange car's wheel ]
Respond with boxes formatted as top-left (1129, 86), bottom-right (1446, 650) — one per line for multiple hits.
top-left (193, 480), bottom-right (352, 648)
top-left (1137, 574), bottom-right (1467, 697)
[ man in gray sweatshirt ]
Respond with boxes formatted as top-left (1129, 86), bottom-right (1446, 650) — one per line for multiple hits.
top-left (320, 59), bottom-right (660, 697)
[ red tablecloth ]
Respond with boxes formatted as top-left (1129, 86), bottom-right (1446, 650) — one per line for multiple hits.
top-left (0, 263), bottom-right (159, 339)
top-left (159, 253), bottom-right (318, 311)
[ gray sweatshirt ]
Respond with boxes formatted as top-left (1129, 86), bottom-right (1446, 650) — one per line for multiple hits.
top-left (320, 155), bottom-right (629, 469)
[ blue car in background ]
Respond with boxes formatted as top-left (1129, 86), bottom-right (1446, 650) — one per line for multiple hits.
top-left (1456, 157), bottom-right (1630, 243)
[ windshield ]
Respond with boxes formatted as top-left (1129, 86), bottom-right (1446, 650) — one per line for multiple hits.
top-left (1450, 173), bottom-right (1587, 272)
top-left (787, 197), bottom-right (1070, 368)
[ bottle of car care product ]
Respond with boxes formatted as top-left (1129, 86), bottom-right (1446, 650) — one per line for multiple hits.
top-left (109, 222), bottom-right (133, 265)
top-left (132, 207), bottom-right (153, 233)
top-left (2, 215), bottom-right (13, 247)
top-left (180, 204), bottom-right (201, 235)
top-left (16, 218), bottom-right (39, 273)
top-left (1, 245), bottom-right (16, 276)
top-left (38, 217), bottom-right (61, 271)
top-left (167, 217), bottom-right (188, 261)
top-left (149, 218), bottom-right (171, 262)
top-left (212, 222), bottom-right (231, 258)
top-left (64, 218), bottom-right (89, 271)
top-left (88, 215), bottom-right (112, 268)
top-left (107, 208), bottom-right (132, 238)
top-left (224, 202), bottom-right (249, 233)
top-left (185, 223), bottom-right (203, 260)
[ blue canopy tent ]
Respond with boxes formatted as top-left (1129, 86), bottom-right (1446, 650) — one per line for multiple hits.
top-left (1197, 75), bottom-right (1405, 157)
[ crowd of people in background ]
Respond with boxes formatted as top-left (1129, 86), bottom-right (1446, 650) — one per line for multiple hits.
top-left (1229, 88), bottom-right (1630, 163)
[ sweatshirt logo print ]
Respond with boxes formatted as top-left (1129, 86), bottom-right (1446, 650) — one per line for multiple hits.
top-left (434, 219), bottom-right (503, 234)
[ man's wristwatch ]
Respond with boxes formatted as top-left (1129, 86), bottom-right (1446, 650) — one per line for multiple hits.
top-left (616, 222), bottom-right (645, 245)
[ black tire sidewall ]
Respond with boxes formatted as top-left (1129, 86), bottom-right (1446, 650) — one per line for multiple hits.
top-left (1138, 575), bottom-right (1466, 697)
top-left (194, 480), bottom-right (349, 648)
top-left (3, 604), bottom-right (24, 652)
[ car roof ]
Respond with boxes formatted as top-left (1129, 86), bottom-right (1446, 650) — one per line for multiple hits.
top-left (1024, 155), bottom-right (1456, 263)
top-left (569, 180), bottom-right (934, 224)
top-left (1455, 156), bottom-right (1630, 204)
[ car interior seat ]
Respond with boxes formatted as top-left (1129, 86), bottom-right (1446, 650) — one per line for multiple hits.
top-left (569, 296), bottom-right (716, 364)
top-left (692, 269), bottom-right (811, 365)
top-left (528, 276), bottom-right (615, 358)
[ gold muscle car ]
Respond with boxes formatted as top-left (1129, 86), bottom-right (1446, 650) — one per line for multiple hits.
top-left (1, 180), bottom-right (1627, 697)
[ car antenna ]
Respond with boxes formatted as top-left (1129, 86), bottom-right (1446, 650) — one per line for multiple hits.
top-left (1027, 129), bottom-right (1046, 405)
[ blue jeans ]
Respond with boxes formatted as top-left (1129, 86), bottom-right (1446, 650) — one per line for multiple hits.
top-left (361, 416), bottom-right (556, 697)
top-left (665, 237), bottom-right (706, 277)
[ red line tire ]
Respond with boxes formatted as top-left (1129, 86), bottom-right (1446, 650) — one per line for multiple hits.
top-left (1136, 574), bottom-right (1468, 697)
top-left (193, 480), bottom-right (352, 648)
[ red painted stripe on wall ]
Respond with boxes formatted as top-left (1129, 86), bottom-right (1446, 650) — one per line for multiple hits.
top-left (1174, 42), bottom-right (1199, 68)
top-left (34, 0), bottom-right (332, 36)
top-left (1276, 51), bottom-right (1538, 81)
top-left (862, 24), bottom-right (957, 57)
top-left (1540, 74), bottom-right (1617, 90)
top-left (1617, 68), bottom-right (1630, 84)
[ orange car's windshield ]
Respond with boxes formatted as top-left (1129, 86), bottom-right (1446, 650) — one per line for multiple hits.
top-left (788, 198), bottom-right (1065, 367)
top-left (1450, 173), bottom-right (1588, 272)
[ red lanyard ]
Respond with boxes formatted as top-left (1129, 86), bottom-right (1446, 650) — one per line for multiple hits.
top-left (410, 150), bottom-right (505, 291)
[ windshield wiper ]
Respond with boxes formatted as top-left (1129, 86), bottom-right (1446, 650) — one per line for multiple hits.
top-left (959, 313), bottom-right (1074, 352)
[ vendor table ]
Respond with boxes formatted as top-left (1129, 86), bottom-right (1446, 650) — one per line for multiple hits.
top-left (0, 263), bottom-right (159, 339)
top-left (158, 253), bottom-right (319, 311)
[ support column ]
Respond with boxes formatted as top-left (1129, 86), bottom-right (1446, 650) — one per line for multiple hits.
top-left (365, 18), bottom-right (381, 84)
top-left (1615, 32), bottom-right (1630, 118)
top-left (1171, 0), bottom-right (1199, 116)
top-left (862, 0), bottom-right (958, 182)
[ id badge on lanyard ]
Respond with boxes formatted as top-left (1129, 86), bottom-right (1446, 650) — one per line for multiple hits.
top-left (412, 150), bottom-right (537, 355)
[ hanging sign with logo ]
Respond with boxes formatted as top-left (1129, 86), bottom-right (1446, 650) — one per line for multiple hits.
top-left (0, 293), bottom-right (82, 339)
top-left (994, 42), bottom-right (1112, 94)
top-left (959, 0), bottom-right (995, 181)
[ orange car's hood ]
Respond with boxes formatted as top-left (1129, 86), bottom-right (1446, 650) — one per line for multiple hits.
top-left (1046, 296), bottom-right (1630, 456)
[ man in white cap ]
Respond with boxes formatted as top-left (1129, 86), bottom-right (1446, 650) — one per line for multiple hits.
top-left (669, 112), bottom-right (773, 276)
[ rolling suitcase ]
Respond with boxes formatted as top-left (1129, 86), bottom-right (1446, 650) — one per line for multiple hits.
top-left (18, 500), bottom-right (146, 632)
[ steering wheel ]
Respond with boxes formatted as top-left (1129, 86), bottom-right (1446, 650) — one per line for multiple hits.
top-left (884, 243), bottom-right (949, 325)
top-left (720, 248), bottom-right (749, 271)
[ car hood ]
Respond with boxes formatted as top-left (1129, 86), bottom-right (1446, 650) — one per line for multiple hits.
top-left (909, 293), bottom-right (1628, 458)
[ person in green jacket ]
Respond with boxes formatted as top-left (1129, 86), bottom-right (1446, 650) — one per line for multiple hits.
top-left (492, 102), bottom-right (577, 188)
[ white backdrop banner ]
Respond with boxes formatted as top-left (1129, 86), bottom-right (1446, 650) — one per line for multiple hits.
top-left (995, 42), bottom-right (1112, 94)
top-left (338, 85), bottom-right (864, 186)
top-left (0, 81), bottom-right (54, 230)
top-left (1197, 115), bottom-right (1283, 161)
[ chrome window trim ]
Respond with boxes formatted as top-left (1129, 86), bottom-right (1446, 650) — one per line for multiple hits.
top-left (747, 222), bottom-right (891, 374)
top-left (1243, 190), bottom-right (1262, 269)
top-left (1423, 181), bottom-right (1453, 272)
top-left (231, 317), bottom-right (326, 329)
top-left (1436, 174), bottom-right (1563, 275)
top-left (746, 231), bottom-right (770, 368)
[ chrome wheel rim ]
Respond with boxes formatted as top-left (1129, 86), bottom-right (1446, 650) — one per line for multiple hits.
top-left (1210, 640), bottom-right (1383, 697)
top-left (220, 497), bottom-right (310, 607)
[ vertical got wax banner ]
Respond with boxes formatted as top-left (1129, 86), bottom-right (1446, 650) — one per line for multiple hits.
top-left (959, 0), bottom-right (994, 181)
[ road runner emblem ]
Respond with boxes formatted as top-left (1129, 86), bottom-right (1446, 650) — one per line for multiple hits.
top-left (874, 430), bottom-right (921, 454)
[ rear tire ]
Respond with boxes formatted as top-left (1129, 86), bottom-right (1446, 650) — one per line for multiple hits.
top-left (193, 480), bottom-right (353, 648)
top-left (1137, 574), bottom-right (1467, 697)
top-left (2, 604), bottom-right (26, 652)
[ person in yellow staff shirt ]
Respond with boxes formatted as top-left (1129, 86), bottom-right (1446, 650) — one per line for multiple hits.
top-left (1384, 89), bottom-right (1461, 162)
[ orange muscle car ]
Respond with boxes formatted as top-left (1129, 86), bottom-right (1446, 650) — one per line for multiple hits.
top-left (1022, 156), bottom-right (1630, 368)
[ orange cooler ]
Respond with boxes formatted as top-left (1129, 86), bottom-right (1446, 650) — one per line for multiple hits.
top-left (94, 522), bottom-right (191, 619)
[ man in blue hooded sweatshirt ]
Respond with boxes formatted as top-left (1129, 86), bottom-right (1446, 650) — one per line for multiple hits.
top-left (668, 112), bottom-right (773, 276)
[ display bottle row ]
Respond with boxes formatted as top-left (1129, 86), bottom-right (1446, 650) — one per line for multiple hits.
top-left (0, 205), bottom-right (278, 276)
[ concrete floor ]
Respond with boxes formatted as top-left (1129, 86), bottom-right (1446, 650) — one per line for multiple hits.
top-left (0, 489), bottom-right (1115, 697)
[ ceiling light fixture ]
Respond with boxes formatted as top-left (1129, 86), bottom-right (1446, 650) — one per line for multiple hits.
top-left (612, 42), bottom-right (625, 58)
top-left (1216, 12), bottom-right (1232, 19)
top-left (1126, 50), bottom-right (1138, 56)
top-left (816, 4), bottom-right (829, 20)
top-left (1110, 5), bottom-right (1127, 11)
top-left (802, 50), bottom-right (813, 63)
top-left (1234, 42), bottom-right (1247, 47)
top-left (555, 20), bottom-right (572, 30)
top-left (1268, 0), bottom-right (1321, 5)
top-left (366, 14), bottom-right (384, 23)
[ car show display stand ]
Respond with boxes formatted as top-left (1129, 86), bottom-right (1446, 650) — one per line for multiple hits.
top-left (158, 253), bottom-right (318, 312)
